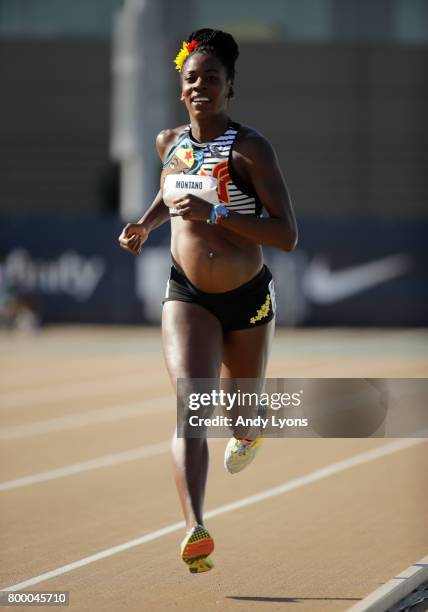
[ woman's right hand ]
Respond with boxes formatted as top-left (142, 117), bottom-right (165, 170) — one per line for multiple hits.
top-left (118, 223), bottom-right (148, 256)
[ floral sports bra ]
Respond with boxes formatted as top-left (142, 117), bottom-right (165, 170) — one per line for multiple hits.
top-left (162, 122), bottom-right (262, 216)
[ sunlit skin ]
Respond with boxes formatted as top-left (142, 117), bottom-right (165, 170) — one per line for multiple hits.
top-left (117, 45), bottom-right (298, 537)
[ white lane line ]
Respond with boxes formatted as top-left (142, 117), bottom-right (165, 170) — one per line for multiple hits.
top-left (0, 378), bottom-right (167, 410)
top-left (347, 553), bottom-right (428, 612)
top-left (0, 396), bottom-right (173, 440)
top-left (0, 368), bottom-right (145, 396)
top-left (2, 437), bottom-right (426, 591)
top-left (0, 441), bottom-right (171, 491)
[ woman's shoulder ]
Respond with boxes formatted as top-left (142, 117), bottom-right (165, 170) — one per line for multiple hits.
top-left (234, 124), bottom-right (277, 163)
top-left (156, 124), bottom-right (188, 161)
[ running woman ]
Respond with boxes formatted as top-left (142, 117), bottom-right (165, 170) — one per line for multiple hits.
top-left (118, 28), bottom-right (297, 573)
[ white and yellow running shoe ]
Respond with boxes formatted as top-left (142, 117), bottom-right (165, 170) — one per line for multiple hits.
top-left (224, 437), bottom-right (264, 474)
top-left (180, 524), bottom-right (215, 573)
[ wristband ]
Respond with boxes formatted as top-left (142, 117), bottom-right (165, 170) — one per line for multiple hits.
top-left (206, 203), bottom-right (230, 224)
top-left (207, 206), bottom-right (217, 224)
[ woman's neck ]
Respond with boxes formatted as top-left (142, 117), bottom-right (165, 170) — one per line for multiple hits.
top-left (189, 114), bottom-right (230, 143)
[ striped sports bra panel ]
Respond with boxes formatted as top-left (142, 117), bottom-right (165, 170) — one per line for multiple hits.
top-left (162, 123), bottom-right (262, 216)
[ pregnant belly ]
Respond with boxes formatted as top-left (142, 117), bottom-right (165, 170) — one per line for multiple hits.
top-left (171, 223), bottom-right (263, 293)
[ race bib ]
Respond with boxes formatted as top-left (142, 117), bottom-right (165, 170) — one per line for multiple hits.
top-left (163, 174), bottom-right (218, 214)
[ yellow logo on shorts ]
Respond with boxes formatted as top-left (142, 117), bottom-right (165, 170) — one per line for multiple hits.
top-left (250, 293), bottom-right (271, 324)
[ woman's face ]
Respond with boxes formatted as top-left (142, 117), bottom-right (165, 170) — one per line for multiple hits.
top-left (180, 52), bottom-right (231, 119)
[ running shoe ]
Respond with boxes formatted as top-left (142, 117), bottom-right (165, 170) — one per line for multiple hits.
top-left (180, 524), bottom-right (215, 573)
top-left (224, 437), bottom-right (264, 474)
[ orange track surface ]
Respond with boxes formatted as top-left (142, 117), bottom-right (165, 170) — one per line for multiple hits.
top-left (1, 327), bottom-right (427, 612)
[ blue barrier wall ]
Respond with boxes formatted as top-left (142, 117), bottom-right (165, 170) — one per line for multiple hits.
top-left (0, 216), bottom-right (426, 326)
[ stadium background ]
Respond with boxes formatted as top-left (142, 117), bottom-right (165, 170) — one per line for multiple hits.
top-left (1, 0), bottom-right (427, 328)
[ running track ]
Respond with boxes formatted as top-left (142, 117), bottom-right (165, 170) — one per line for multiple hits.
top-left (1, 327), bottom-right (427, 611)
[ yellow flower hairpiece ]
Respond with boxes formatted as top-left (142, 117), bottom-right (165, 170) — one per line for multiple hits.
top-left (173, 40), bottom-right (200, 72)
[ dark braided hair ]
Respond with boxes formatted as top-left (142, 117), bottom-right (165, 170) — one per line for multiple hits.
top-left (184, 28), bottom-right (239, 82)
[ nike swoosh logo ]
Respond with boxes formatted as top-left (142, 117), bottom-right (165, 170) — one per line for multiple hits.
top-left (302, 254), bottom-right (412, 304)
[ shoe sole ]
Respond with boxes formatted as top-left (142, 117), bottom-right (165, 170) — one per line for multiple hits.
top-left (182, 535), bottom-right (214, 561)
top-left (181, 528), bottom-right (215, 573)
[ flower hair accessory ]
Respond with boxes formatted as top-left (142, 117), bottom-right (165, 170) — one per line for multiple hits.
top-left (174, 40), bottom-right (200, 72)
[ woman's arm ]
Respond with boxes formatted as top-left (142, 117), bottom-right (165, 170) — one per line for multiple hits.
top-left (136, 189), bottom-right (170, 233)
top-left (172, 132), bottom-right (298, 252)
top-left (223, 132), bottom-right (297, 251)
top-left (118, 189), bottom-right (170, 255)
top-left (118, 130), bottom-right (176, 255)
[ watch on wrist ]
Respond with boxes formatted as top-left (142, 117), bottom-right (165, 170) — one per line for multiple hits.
top-left (206, 203), bottom-right (230, 224)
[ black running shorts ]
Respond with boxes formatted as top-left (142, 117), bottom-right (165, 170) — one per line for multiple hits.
top-left (162, 264), bottom-right (276, 332)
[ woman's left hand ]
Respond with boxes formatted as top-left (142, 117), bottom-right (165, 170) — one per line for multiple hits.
top-left (171, 194), bottom-right (212, 222)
